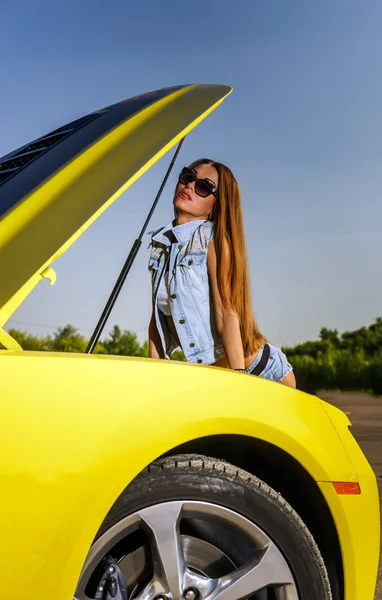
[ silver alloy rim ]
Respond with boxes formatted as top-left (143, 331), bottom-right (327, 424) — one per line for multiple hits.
top-left (74, 501), bottom-right (299, 600)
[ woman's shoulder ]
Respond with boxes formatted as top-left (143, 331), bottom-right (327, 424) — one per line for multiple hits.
top-left (198, 220), bottom-right (215, 244)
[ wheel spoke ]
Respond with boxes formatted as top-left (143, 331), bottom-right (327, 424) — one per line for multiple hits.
top-left (75, 501), bottom-right (299, 600)
top-left (139, 502), bottom-right (186, 600)
top-left (210, 543), bottom-right (297, 600)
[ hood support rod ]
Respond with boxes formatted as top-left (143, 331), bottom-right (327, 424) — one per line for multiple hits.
top-left (86, 137), bottom-right (185, 354)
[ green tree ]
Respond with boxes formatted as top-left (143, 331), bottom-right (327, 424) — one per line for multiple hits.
top-left (140, 340), bottom-right (149, 357)
top-left (7, 328), bottom-right (50, 351)
top-left (102, 325), bottom-right (142, 356)
top-left (319, 327), bottom-right (340, 347)
top-left (365, 352), bottom-right (382, 395)
top-left (50, 325), bottom-right (87, 353)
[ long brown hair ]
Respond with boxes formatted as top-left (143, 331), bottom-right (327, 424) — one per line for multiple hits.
top-left (188, 159), bottom-right (265, 356)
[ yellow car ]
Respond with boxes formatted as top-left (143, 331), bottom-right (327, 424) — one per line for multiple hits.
top-left (0, 84), bottom-right (380, 600)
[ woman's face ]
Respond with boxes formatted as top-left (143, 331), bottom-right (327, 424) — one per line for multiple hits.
top-left (174, 163), bottom-right (218, 222)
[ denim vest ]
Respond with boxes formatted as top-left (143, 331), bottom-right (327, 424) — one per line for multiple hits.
top-left (148, 219), bottom-right (225, 364)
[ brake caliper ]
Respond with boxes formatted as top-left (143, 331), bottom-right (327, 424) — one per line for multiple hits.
top-left (94, 557), bottom-right (128, 600)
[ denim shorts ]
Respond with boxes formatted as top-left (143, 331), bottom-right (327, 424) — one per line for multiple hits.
top-left (247, 344), bottom-right (293, 382)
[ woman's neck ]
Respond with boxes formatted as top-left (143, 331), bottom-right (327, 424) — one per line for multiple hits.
top-left (176, 213), bottom-right (208, 226)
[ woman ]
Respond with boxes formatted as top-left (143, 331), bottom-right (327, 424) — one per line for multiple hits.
top-left (148, 159), bottom-right (296, 388)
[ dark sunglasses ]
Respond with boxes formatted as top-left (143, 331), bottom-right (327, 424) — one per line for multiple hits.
top-left (178, 167), bottom-right (217, 198)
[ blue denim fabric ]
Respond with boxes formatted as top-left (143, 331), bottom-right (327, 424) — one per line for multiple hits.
top-left (148, 219), bottom-right (225, 365)
top-left (148, 220), bottom-right (293, 379)
top-left (247, 344), bottom-right (293, 382)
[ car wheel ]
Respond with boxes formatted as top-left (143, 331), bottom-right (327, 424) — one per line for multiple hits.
top-left (74, 455), bottom-right (332, 600)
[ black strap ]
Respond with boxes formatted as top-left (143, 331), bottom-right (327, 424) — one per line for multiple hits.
top-left (251, 343), bottom-right (270, 376)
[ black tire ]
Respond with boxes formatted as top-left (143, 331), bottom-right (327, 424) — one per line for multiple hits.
top-left (96, 454), bottom-right (332, 600)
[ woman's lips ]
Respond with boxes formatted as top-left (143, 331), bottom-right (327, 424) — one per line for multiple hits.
top-left (178, 191), bottom-right (191, 200)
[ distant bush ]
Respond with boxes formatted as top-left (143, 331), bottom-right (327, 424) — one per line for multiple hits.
top-left (283, 319), bottom-right (382, 395)
top-left (366, 352), bottom-right (382, 395)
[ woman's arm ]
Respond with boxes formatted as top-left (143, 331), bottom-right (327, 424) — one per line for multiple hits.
top-left (207, 239), bottom-right (245, 370)
top-left (148, 307), bottom-right (164, 359)
top-left (280, 370), bottom-right (296, 388)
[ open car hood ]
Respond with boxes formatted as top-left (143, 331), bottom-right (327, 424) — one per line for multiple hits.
top-left (0, 83), bottom-right (231, 339)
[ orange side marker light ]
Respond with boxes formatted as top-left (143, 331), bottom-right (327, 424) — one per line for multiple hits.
top-left (332, 482), bottom-right (361, 495)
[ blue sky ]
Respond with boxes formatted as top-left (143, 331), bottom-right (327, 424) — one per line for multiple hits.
top-left (1, 0), bottom-right (382, 347)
